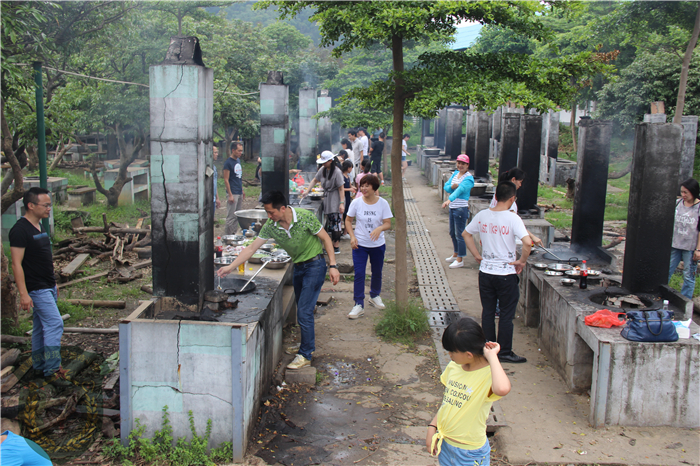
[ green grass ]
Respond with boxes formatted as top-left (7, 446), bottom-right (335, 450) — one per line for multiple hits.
top-left (375, 299), bottom-right (430, 347)
top-left (669, 272), bottom-right (700, 298)
top-left (61, 276), bottom-right (149, 301)
top-left (544, 210), bottom-right (574, 229)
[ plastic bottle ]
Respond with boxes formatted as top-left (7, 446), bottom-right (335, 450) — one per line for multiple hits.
top-left (579, 260), bottom-right (588, 289)
top-left (215, 236), bottom-right (223, 258)
top-left (662, 300), bottom-right (669, 311)
top-left (238, 261), bottom-right (245, 274)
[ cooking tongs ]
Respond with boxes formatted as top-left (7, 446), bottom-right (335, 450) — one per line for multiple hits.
top-left (536, 244), bottom-right (564, 261)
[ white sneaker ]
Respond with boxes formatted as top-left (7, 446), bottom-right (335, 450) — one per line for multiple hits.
top-left (368, 295), bottom-right (386, 309)
top-left (445, 255), bottom-right (457, 262)
top-left (287, 354), bottom-right (311, 370)
top-left (341, 234), bottom-right (351, 240)
top-left (348, 304), bottom-right (364, 319)
top-left (449, 260), bottom-right (464, 269)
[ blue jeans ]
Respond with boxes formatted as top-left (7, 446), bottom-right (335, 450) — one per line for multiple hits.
top-left (449, 206), bottom-right (469, 257)
top-left (293, 257), bottom-right (327, 360)
top-left (352, 244), bottom-right (386, 307)
top-left (29, 287), bottom-right (63, 376)
top-left (669, 247), bottom-right (697, 299)
top-left (438, 439), bottom-right (490, 466)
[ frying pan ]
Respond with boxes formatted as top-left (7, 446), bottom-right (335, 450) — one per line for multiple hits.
top-left (223, 278), bottom-right (257, 295)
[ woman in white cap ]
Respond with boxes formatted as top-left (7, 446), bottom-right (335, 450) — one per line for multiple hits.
top-left (302, 151), bottom-right (345, 254)
top-left (442, 154), bottom-right (474, 269)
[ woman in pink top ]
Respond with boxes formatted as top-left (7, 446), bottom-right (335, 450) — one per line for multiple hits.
top-left (354, 159), bottom-right (371, 198)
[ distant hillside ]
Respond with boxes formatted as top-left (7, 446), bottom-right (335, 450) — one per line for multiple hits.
top-left (218, 1), bottom-right (321, 44)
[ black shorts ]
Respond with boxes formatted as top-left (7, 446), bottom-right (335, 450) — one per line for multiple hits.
top-left (370, 157), bottom-right (382, 174)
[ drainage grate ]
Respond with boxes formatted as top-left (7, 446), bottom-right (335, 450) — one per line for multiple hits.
top-left (420, 286), bottom-right (459, 310)
top-left (428, 310), bottom-right (464, 327)
top-left (416, 267), bottom-right (449, 286)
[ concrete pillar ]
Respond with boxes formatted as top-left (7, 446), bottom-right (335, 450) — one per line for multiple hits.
top-left (445, 107), bottom-right (464, 160)
top-left (149, 36), bottom-right (213, 307)
top-left (570, 119), bottom-right (612, 252)
top-left (622, 123), bottom-right (683, 293)
top-left (474, 111), bottom-right (490, 179)
top-left (436, 108), bottom-right (447, 149)
top-left (260, 71), bottom-right (290, 202)
top-left (421, 118), bottom-right (433, 146)
top-left (491, 106), bottom-right (503, 142)
top-left (679, 116), bottom-right (698, 185)
top-left (317, 89), bottom-right (332, 153)
top-left (517, 114), bottom-right (542, 211)
top-left (465, 109), bottom-right (476, 159)
top-left (498, 113), bottom-right (521, 179)
top-left (298, 87), bottom-right (317, 167)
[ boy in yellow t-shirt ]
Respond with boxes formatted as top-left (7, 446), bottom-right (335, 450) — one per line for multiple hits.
top-left (426, 318), bottom-right (512, 465)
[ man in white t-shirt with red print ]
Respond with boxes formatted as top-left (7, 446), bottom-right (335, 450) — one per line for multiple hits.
top-left (464, 181), bottom-right (532, 364)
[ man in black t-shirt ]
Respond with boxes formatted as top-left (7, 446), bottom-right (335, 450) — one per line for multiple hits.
top-left (9, 187), bottom-right (64, 377)
top-left (369, 132), bottom-right (385, 185)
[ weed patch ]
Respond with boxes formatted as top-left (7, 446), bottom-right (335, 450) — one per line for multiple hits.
top-left (375, 299), bottom-right (430, 347)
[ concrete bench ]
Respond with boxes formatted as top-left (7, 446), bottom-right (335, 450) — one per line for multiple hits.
top-left (576, 316), bottom-right (699, 428)
top-left (67, 187), bottom-right (96, 208)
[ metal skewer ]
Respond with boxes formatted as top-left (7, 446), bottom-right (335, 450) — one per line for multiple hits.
top-left (537, 244), bottom-right (564, 261)
top-left (239, 260), bottom-right (268, 293)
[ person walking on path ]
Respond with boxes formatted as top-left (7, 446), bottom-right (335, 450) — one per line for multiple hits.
top-left (442, 154), bottom-right (474, 269)
top-left (9, 188), bottom-right (65, 378)
top-left (217, 190), bottom-right (340, 370)
top-left (463, 181), bottom-right (533, 364)
top-left (401, 133), bottom-right (411, 177)
top-left (426, 317), bottom-right (511, 465)
top-left (669, 178), bottom-right (700, 298)
top-left (302, 151), bottom-right (345, 255)
top-left (348, 130), bottom-right (363, 174)
top-left (345, 174), bottom-right (393, 319)
top-left (358, 128), bottom-right (369, 162)
top-left (223, 141), bottom-right (245, 235)
top-left (212, 146), bottom-right (221, 212)
top-left (369, 132), bottom-right (385, 185)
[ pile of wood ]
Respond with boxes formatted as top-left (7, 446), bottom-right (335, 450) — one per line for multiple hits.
top-left (55, 213), bottom-right (152, 284)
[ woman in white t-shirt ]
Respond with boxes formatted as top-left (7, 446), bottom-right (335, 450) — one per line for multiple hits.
top-left (345, 174), bottom-right (393, 319)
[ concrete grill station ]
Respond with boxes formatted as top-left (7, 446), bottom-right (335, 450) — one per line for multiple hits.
top-left (118, 38), bottom-right (325, 461)
top-left (418, 106), bottom-right (699, 429)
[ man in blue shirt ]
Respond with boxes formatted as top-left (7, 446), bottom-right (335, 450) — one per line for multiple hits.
top-left (223, 142), bottom-right (245, 235)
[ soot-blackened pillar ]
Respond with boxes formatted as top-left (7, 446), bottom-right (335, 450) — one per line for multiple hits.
top-left (465, 109), bottom-right (476, 159)
top-left (498, 113), bottom-right (521, 179)
top-left (680, 116), bottom-right (698, 185)
top-left (570, 120), bottom-right (612, 252)
top-left (517, 114), bottom-right (542, 211)
top-left (260, 71), bottom-right (290, 202)
top-left (622, 123), bottom-right (683, 293)
top-left (298, 87), bottom-right (317, 167)
top-left (445, 107), bottom-right (464, 160)
top-left (473, 111), bottom-right (490, 179)
top-left (435, 108), bottom-right (447, 150)
top-left (317, 89), bottom-right (332, 153)
top-left (150, 36), bottom-right (214, 306)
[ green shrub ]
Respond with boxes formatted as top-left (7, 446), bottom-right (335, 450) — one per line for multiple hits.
top-left (375, 299), bottom-right (430, 347)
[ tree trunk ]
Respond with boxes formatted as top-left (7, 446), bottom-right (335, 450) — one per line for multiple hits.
top-left (674, 5), bottom-right (700, 124)
top-left (49, 137), bottom-right (74, 172)
top-left (1, 243), bottom-right (19, 326)
top-left (1, 100), bottom-right (25, 214)
top-left (90, 125), bottom-right (142, 207)
top-left (391, 35), bottom-right (409, 310)
top-left (26, 145), bottom-right (38, 172)
top-left (570, 101), bottom-right (577, 153)
top-left (608, 160), bottom-right (633, 179)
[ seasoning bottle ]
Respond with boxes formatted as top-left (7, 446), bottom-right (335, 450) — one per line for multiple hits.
top-left (215, 236), bottom-right (223, 258)
top-left (662, 300), bottom-right (669, 311)
top-left (579, 260), bottom-right (588, 289)
top-left (238, 261), bottom-right (245, 274)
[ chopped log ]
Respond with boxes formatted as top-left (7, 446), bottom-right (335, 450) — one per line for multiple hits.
top-left (58, 260), bottom-right (151, 288)
top-left (1, 366), bottom-right (13, 378)
top-left (72, 226), bottom-right (150, 235)
top-left (87, 251), bottom-right (112, 267)
top-left (1, 335), bottom-right (29, 345)
top-left (64, 299), bottom-right (125, 308)
top-left (103, 371), bottom-right (120, 391)
top-left (140, 285), bottom-right (153, 294)
top-left (76, 405), bottom-right (120, 418)
top-left (34, 393), bottom-right (78, 433)
top-left (61, 253), bottom-right (90, 277)
top-left (125, 231), bottom-right (151, 251)
top-left (63, 328), bottom-right (118, 334)
top-left (1, 374), bottom-right (19, 393)
top-left (1, 348), bottom-right (20, 369)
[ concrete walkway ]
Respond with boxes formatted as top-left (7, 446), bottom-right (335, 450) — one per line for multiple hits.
top-left (404, 164), bottom-right (699, 466)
